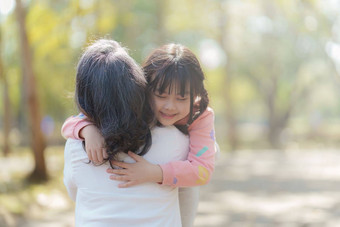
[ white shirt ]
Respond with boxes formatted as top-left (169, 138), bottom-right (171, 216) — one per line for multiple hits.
top-left (64, 126), bottom-right (189, 227)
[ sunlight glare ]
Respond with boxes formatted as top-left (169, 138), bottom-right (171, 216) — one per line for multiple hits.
top-left (0, 0), bottom-right (15, 15)
top-left (326, 41), bottom-right (340, 63)
top-left (199, 39), bottom-right (226, 70)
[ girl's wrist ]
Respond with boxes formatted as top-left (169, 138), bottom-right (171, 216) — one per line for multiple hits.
top-left (79, 126), bottom-right (90, 139)
top-left (151, 164), bottom-right (163, 183)
top-left (80, 125), bottom-right (96, 140)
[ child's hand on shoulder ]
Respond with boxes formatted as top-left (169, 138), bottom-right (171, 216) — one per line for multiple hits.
top-left (106, 151), bottom-right (163, 187)
top-left (80, 124), bottom-right (108, 164)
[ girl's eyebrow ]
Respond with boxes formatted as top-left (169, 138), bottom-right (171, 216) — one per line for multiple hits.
top-left (176, 91), bottom-right (190, 95)
top-left (156, 87), bottom-right (189, 95)
top-left (155, 88), bottom-right (163, 93)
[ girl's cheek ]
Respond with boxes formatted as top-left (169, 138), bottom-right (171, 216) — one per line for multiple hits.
top-left (184, 101), bottom-right (191, 113)
top-left (177, 101), bottom-right (189, 111)
top-left (152, 98), bottom-right (163, 110)
top-left (151, 94), bottom-right (159, 105)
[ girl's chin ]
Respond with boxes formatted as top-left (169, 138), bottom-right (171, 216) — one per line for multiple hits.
top-left (158, 118), bottom-right (176, 126)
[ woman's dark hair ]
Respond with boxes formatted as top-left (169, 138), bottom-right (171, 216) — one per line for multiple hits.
top-left (142, 43), bottom-right (209, 134)
top-left (75, 39), bottom-right (152, 165)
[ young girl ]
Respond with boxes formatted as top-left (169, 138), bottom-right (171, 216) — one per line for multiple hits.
top-left (62, 44), bottom-right (216, 227)
top-left (64, 39), bottom-right (189, 226)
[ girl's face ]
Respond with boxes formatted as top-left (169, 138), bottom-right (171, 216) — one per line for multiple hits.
top-left (152, 83), bottom-right (191, 126)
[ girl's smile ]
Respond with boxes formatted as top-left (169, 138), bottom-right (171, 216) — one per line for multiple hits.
top-left (160, 111), bottom-right (177, 119)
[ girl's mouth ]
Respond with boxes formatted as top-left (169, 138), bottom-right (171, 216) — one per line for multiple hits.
top-left (160, 111), bottom-right (177, 119)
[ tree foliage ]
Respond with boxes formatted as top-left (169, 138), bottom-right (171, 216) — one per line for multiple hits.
top-left (0, 0), bottom-right (340, 155)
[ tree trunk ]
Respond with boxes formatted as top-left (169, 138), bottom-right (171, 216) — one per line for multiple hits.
top-left (0, 31), bottom-right (11, 156)
top-left (262, 1), bottom-right (290, 149)
top-left (218, 2), bottom-right (238, 151)
top-left (15, 0), bottom-right (48, 182)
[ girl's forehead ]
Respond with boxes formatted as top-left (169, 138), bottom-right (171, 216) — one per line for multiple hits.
top-left (156, 83), bottom-right (190, 94)
top-left (150, 71), bottom-right (191, 95)
top-left (155, 79), bottom-right (189, 87)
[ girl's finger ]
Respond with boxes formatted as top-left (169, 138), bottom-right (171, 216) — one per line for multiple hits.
top-left (118, 181), bottom-right (136, 188)
top-left (102, 148), bottom-right (108, 159)
top-left (91, 150), bottom-right (99, 164)
top-left (111, 160), bottom-right (129, 169)
top-left (87, 149), bottom-right (93, 162)
top-left (110, 175), bottom-right (127, 181)
top-left (106, 168), bottom-right (126, 175)
top-left (97, 149), bottom-right (103, 163)
top-left (127, 151), bottom-right (143, 162)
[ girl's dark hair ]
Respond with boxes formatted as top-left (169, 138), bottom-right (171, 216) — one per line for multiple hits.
top-left (75, 39), bottom-right (152, 165)
top-left (142, 43), bottom-right (209, 134)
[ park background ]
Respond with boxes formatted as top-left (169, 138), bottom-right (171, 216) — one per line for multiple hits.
top-left (1, 0), bottom-right (340, 226)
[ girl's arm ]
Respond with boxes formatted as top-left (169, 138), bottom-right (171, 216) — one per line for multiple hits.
top-left (61, 114), bottom-right (107, 163)
top-left (61, 113), bottom-right (91, 140)
top-left (62, 115), bottom-right (164, 187)
top-left (159, 107), bottom-right (216, 187)
top-left (108, 108), bottom-right (216, 187)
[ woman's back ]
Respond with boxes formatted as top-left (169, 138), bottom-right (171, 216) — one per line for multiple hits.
top-left (64, 126), bottom-right (189, 227)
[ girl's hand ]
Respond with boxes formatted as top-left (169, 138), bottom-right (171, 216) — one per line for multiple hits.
top-left (80, 125), bottom-right (107, 164)
top-left (106, 151), bottom-right (163, 188)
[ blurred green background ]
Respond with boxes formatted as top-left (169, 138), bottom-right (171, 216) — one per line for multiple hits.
top-left (1, 0), bottom-right (340, 226)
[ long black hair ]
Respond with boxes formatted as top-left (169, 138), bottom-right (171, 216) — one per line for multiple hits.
top-left (142, 43), bottom-right (209, 134)
top-left (75, 39), bottom-right (152, 164)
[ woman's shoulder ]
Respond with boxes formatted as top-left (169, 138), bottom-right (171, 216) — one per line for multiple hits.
top-left (64, 139), bottom-right (88, 160)
top-left (65, 139), bottom-right (83, 152)
top-left (147, 126), bottom-right (189, 163)
top-left (151, 126), bottom-right (188, 146)
top-left (152, 125), bottom-right (187, 137)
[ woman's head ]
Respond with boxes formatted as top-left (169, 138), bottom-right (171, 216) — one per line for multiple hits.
top-left (142, 44), bottom-right (209, 131)
top-left (75, 39), bottom-right (152, 161)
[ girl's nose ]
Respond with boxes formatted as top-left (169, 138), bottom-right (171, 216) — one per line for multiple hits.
top-left (164, 100), bottom-right (175, 110)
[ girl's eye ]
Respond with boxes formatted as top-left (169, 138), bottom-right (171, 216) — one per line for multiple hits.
top-left (177, 97), bottom-right (188, 101)
top-left (155, 94), bottom-right (166, 99)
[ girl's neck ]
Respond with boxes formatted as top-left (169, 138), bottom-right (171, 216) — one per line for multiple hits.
top-left (174, 115), bottom-right (189, 126)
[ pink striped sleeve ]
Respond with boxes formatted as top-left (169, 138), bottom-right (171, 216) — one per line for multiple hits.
top-left (160, 107), bottom-right (216, 187)
top-left (61, 113), bottom-right (93, 140)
